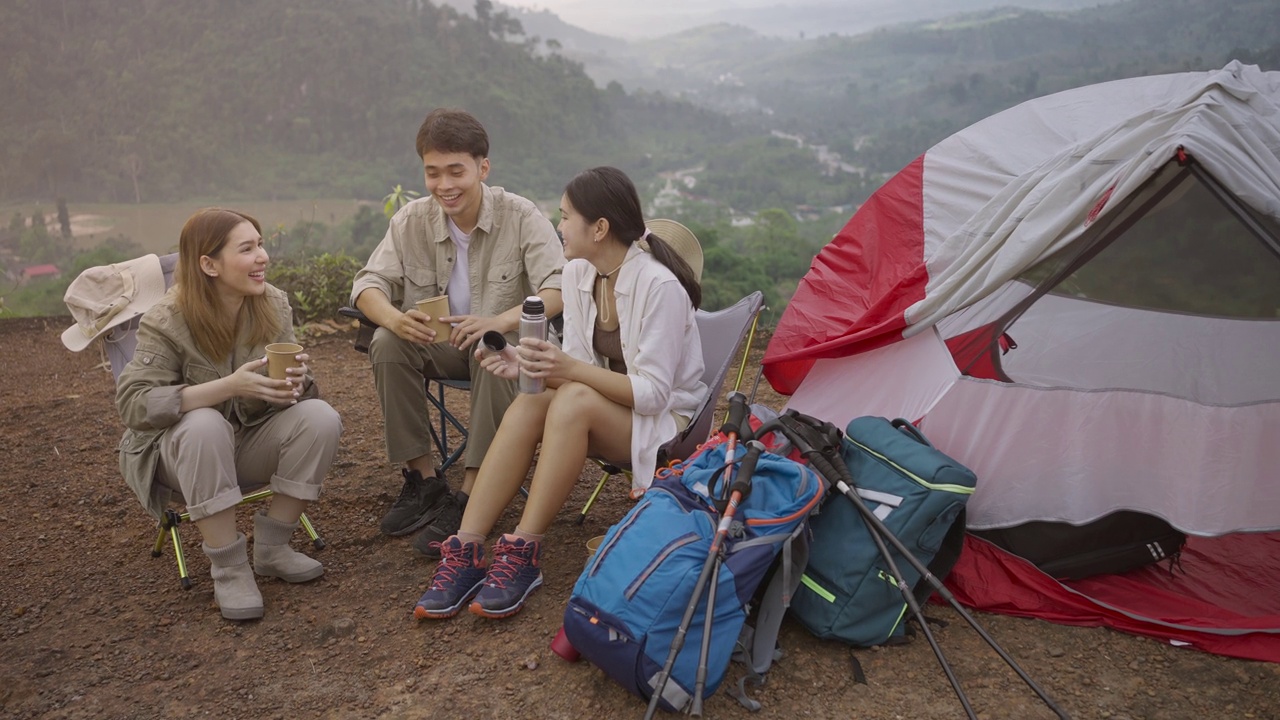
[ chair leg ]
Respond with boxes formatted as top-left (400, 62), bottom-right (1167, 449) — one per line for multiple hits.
top-left (153, 508), bottom-right (193, 590)
top-left (577, 471), bottom-right (614, 525)
top-left (423, 381), bottom-right (468, 472)
top-left (298, 512), bottom-right (326, 550)
top-left (577, 459), bottom-right (632, 525)
top-left (149, 488), bottom-right (326, 590)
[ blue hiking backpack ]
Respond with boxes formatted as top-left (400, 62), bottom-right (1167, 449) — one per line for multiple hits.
top-left (562, 433), bottom-right (824, 713)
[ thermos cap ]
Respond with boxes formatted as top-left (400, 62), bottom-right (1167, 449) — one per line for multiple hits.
top-left (522, 296), bottom-right (544, 314)
top-left (481, 330), bottom-right (507, 352)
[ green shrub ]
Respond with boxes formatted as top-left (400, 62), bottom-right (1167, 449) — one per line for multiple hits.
top-left (266, 252), bottom-right (364, 325)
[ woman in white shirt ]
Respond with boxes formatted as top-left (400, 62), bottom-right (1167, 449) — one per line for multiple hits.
top-left (413, 166), bottom-right (707, 620)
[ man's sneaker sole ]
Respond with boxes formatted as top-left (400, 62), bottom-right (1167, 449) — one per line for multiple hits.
top-left (413, 578), bottom-right (485, 620)
top-left (469, 575), bottom-right (543, 619)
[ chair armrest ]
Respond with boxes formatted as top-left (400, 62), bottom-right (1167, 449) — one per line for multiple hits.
top-left (338, 306), bottom-right (379, 328)
top-left (338, 306), bottom-right (378, 353)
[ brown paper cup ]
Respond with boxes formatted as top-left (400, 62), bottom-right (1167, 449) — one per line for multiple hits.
top-left (414, 295), bottom-right (453, 343)
top-left (586, 535), bottom-right (605, 560)
top-left (265, 342), bottom-right (303, 380)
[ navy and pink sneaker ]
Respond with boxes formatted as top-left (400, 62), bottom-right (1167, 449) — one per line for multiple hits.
top-left (413, 536), bottom-right (487, 619)
top-left (469, 536), bottom-right (543, 618)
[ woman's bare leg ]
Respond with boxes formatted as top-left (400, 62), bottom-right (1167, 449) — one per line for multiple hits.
top-left (457, 390), bottom-right (555, 538)
top-left (516, 382), bottom-right (632, 535)
top-left (195, 507), bottom-right (238, 547)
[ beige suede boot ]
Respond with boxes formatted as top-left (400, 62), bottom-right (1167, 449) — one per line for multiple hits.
top-left (202, 533), bottom-right (264, 621)
top-left (253, 512), bottom-right (324, 583)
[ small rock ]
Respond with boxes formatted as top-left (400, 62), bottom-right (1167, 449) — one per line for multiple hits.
top-left (319, 617), bottom-right (357, 641)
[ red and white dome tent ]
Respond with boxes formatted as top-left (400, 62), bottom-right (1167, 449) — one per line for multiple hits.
top-left (763, 61), bottom-right (1280, 661)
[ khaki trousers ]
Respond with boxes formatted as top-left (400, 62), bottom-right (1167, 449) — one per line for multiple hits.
top-left (368, 327), bottom-right (518, 470)
top-left (156, 400), bottom-right (342, 521)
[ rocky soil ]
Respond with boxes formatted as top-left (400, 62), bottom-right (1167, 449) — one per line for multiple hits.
top-left (2, 316), bottom-right (1278, 719)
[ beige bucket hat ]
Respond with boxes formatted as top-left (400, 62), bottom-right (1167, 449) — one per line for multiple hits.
top-left (61, 254), bottom-right (167, 351)
top-left (645, 218), bottom-right (704, 282)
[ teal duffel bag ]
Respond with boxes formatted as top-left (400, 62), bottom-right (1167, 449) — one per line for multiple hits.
top-left (789, 416), bottom-right (975, 647)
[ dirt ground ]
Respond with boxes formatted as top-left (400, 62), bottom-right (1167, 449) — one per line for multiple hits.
top-left (2, 315), bottom-right (1278, 719)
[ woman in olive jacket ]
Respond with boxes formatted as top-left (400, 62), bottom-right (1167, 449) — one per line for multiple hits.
top-left (116, 208), bottom-right (342, 621)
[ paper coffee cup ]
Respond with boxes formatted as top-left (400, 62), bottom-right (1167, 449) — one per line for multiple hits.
top-left (414, 295), bottom-right (453, 343)
top-left (265, 342), bottom-right (303, 380)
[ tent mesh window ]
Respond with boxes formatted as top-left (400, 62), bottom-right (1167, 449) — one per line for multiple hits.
top-left (978, 162), bottom-right (1280, 404)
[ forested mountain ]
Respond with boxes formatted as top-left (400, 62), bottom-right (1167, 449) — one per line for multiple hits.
top-left (485, 0), bottom-right (1122, 41)
top-left (576, 0), bottom-right (1280, 173)
top-left (0, 0), bottom-right (738, 204)
top-left (5, 0), bottom-right (1277, 209)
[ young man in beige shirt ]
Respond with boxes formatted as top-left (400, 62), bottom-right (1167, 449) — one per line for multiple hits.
top-left (350, 108), bottom-right (565, 557)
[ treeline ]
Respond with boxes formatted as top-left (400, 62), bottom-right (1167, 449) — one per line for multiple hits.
top-left (0, 0), bottom-right (743, 205)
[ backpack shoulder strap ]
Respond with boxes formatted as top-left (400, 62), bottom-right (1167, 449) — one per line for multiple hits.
top-left (730, 524), bottom-right (811, 711)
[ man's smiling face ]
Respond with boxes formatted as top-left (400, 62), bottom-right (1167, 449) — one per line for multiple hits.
top-left (422, 150), bottom-right (490, 234)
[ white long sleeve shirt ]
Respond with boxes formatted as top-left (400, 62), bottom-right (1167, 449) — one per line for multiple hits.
top-left (561, 244), bottom-right (706, 489)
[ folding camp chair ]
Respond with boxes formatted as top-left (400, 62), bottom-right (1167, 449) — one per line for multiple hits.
top-left (576, 290), bottom-right (767, 523)
top-left (97, 253), bottom-right (324, 590)
top-left (339, 307), bottom-right (471, 473)
top-left (338, 306), bottom-right (566, 475)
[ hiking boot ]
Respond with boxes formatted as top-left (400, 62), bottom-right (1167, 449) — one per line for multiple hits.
top-left (413, 537), bottom-right (487, 620)
top-left (412, 492), bottom-right (468, 559)
top-left (469, 536), bottom-right (543, 619)
top-left (379, 468), bottom-right (448, 536)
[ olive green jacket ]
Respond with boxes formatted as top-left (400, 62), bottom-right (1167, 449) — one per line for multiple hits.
top-left (115, 284), bottom-right (318, 519)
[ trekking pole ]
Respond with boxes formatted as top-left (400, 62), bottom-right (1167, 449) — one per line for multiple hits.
top-left (841, 483), bottom-right (977, 718)
top-left (716, 392), bottom-right (751, 505)
top-left (691, 412), bottom-right (747, 712)
top-left (835, 476), bottom-right (1070, 719)
top-left (691, 394), bottom-right (747, 712)
top-left (690, 538), bottom-right (723, 718)
top-left (645, 441), bottom-right (764, 720)
top-left (773, 416), bottom-right (1069, 720)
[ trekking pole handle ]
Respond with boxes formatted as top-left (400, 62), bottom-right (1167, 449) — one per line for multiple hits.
top-left (730, 441), bottom-right (765, 500)
top-left (720, 391), bottom-right (750, 438)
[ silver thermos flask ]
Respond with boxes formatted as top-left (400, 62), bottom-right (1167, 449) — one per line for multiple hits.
top-left (518, 296), bottom-right (547, 394)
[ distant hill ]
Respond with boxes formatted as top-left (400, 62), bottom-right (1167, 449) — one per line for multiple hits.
top-left (6, 0), bottom-right (1276, 215)
top-left (537, 0), bottom-right (1280, 173)
top-left (0, 0), bottom-right (739, 205)
top-left (489, 0), bottom-right (1124, 40)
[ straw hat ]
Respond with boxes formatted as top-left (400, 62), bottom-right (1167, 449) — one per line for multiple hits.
top-left (61, 254), bottom-right (167, 352)
top-left (645, 218), bottom-right (703, 282)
